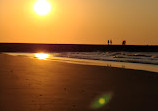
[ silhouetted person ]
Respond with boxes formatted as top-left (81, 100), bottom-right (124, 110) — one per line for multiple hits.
top-left (110, 40), bottom-right (112, 45)
top-left (122, 40), bottom-right (126, 45)
top-left (122, 40), bottom-right (124, 45)
top-left (125, 40), bottom-right (126, 45)
top-left (108, 40), bottom-right (110, 45)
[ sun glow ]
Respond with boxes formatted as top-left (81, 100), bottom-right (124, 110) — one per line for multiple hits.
top-left (35, 53), bottom-right (50, 60)
top-left (34, 0), bottom-right (52, 16)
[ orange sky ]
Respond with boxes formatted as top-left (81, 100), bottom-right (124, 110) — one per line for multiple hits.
top-left (0, 0), bottom-right (158, 45)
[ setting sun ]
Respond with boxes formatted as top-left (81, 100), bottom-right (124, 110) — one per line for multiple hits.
top-left (35, 53), bottom-right (50, 60)
top-left (34, 0), bottom-right (52, 16)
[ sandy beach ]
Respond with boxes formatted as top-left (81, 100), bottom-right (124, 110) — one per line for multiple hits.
top-left (0, 54), bottom-right (158, 111)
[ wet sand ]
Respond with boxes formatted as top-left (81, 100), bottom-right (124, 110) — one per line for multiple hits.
top-left (0, 54), bottom-right (158, 111)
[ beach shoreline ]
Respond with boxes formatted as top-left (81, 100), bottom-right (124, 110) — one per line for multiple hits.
top-left (6, 52), bottom-right (158, 73)
top-left (0, 54), bottom-right (158, 111)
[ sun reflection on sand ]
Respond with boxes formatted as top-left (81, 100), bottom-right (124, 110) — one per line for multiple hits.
top-left (35, 53), bottom-right (50, 60)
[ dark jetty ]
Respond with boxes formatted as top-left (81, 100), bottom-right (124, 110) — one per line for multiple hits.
top-left (0, 43), bottom-right (157, 52)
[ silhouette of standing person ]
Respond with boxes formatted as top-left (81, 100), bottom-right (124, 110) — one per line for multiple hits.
top-left (108, 40), bottom-right (110, 45)
top-left (110, 40), bottom-right (112, 45)
top-left (122, 40), bottom-right (125, 45)
top-left (122, 40), bottom-right (126, 45)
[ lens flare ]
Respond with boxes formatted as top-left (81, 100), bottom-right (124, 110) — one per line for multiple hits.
top-left (99, 98), bottom-right (106, 104)
top-left (35, 53), bottom-right (49, 60)
top-left (90, 93), bottom-right (112, 109)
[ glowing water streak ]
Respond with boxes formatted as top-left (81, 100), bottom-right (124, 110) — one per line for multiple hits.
top-left (35, 53), bottom-right (50, 60)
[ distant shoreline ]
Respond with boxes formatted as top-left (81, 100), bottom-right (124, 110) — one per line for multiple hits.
top-left (0, 43), bottom-right (158, 52)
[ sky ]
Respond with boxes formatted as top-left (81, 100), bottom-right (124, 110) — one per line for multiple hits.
top-left (0, 0), bottom-right (158, 45)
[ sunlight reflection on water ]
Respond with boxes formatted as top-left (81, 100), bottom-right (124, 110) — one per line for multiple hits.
top-left (34, 53), bottom-right (50, 60)
top-left (5, 53), bottom-right (158, 73)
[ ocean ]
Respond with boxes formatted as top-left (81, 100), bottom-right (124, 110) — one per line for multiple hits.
top-left (6, 52), bottom-right (158, 73)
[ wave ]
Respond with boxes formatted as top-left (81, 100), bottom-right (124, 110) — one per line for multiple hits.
top-left (53, 52), bottom-right (158, 65)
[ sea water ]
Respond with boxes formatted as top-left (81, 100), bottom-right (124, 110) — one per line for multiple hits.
top-left (54, 52), bottom-right (158, 65)
top-left (6, 52), bottom-right (158, 73)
